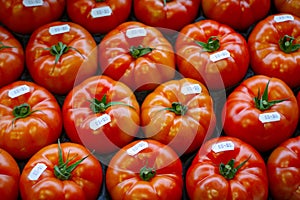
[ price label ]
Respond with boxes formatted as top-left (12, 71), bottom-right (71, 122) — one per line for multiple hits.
top-left (91, 6), bottom-right (112, 18)
top-left (89, 114), bottom-right (111, 131)
top-left (23, 0), bottom-right (43, 7)
top-left (181, 84), bottom-right (202, 95)
top-left (259, 112), bottom-right (281, 123)
top-left (127, 141), bottom-right (149, 156)
top-left (8, 85), bottom-right (30, 98)
top-left (126, 28), bottom-right (147, 38)
top-left (209, 50), bottom-right (231, 62)
top-left (49, 24), bottom-right (70, 35)
top-left (274, 14), bottom-right (294, 23)
top-left (212, 141), bottom-right (235, 153)
top-left (28, 163), bottom-right (47, 181)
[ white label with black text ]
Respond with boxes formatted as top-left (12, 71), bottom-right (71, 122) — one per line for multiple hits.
top-left (90, 114), bottom-right (111, 131)
top-left (210, 50), bottom-right (231, 62)
top-left (91, 6), bottom-right (112, 18)
top-left (49, 24), bottom-right (70, 35)
top-left (126, 28), bottom-right (147, 38)
top-left (274, 15), bottom-right (294, 23)
top-left (181, 84), bottom-right (202, 95)
top-left (212, 141), bottom-right (235, 153)
top-left (259, 112), bottom-right (281, 123)
top-left (28, 163), bottom-right (47, 181)
top-left (127, 141), bottom-right (149, 156)
top-left (8, 85), bottom-right (30, 98)
top-left (23, 0), bottom-right (43, 7)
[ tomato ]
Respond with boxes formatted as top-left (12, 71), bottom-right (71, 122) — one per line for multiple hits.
top-left (201, 0), bottom-right (270, 31)
top-left (0, 0), bottom-right (65, 34)
top-left (274, 0), bottom-right (300, 18)
top-left (297, 91), bottom-right (300, 119)
top-left (25, 21), bottom-right (98, 95)
top-left (98, 21), bottom-right (176, 91)
top-left (222, 75), bottom-right (299, 152)
top-left (106, 139), bottom-right (183, 200)
top-left (0, 26), bottom-right (24, 88)
top-left (133, 0), bottom-right (201, 31)
top-left (248, 13), bottom-right (300, 88)
top-left (0, 81), bottom-right (62, 160)
top-left (20, 141), bottom-right (103, 200)
top-left (0, 148), bottom-right (20, 200)
top-left (67, 0), bottom-right (132, 34)
top-left (141, 78), bottom-right (216, 155)
top-left (175, 19), bottom-right (249, 90)
top-left (186, 136), bottom-right (268, 200)
top-left (62, 75), bottom-right (140, 155)
top-left (267, 135), bottom-right (300, 200)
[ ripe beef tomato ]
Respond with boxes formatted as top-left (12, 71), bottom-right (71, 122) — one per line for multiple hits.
top-left (141, 78), bottom-right (216, 155)
top-left (274, 0), bottom-right (300, 18)
top-left (0, 26), bottom-right (24, 88)
top-left (267, 135), bottom-right (300, 200)
top-left (133, 0), bottom-right (201, 31)
top-left (62, 75), bottom-right (140, 155)
top-left (201, 0), bottom-right (270, 31)
top-left (0, 81), bottom-right (62, 160)
top-left (0, 0), bottom-right (65, 34)
top-left (248, 13), bottom-right (300, 88)
top-left (67, 0), bottom-right (132, 34)
top-left (175, 20), bottom-right (249, 90)
top-left (106, 139), bottom-right (183, 200)
top-left (222, 75), bottom-right (299, 152)
top-left (186, 136), bottom-right (268, 200)
top-left (0, 148), bottom-right (20, 200)
top-left (20, 141), bottom-right (103, 200)
top-left (26, 21), bottom-right (98, 95)
top-left (98, 21), bottom-right (176, 91)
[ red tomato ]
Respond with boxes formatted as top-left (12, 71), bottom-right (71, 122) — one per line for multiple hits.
top-left (297, 91), bottom-right (300, 119)
top-left (186, 136), bottom-right (268, 200)
top-left (0, 26), bottom-right (24, 88)
top-left (20, 141), bottom-right (103, 200)
top-left (25, 21), bottom-right (98, 95)
top-left (98, 21), bottom-right (176, 91)
top-left (202, 0), bottom-right (270, 31)
top-left (141, 78), bottom-right (216, 155)
top-left (0, 81), bottom-right (62, 160)
top-left (133, 0), bottom-right (201, 31)
top-left (175, 19), bottom-right (249, 90)
top-left (67, 0), bottom-right (132, 34)
top-left (248, 13), bottom-right (300, 88)
top-left (0, 148), bottom-right (20, 200)
top-left (62, 75), bottom-right (140, 155)
top-left (222, 75), bottom-right (299, 152)
top-left (274, 0), bottom-right (300, 18)
top-left (0, 0), bottom-right (65, 34)
top-left (267, 135), bottom-right (300, 200)
top-left (106, 139), bottom-right (183, 200)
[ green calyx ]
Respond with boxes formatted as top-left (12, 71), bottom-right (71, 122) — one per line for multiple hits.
top-left (12, 103), bottom-right (39, 127)
top-left (279, 35), bottom-right (300, 54)
top-left (219, 155), bottom-right (251, 180)
top-left (254, 79), bottom-right (287, 111)
top-left (163, 102), bottom-right (188, 116)
top-left (163, 0), bottom-right (172, 6)
top-left (0, 41), bottom-right (14, 50)
top-left (195, 36), bottom-right (220, 52)
top-left (129, 45), bottom-right (154, 59)
top-left (140, 165), bottom-right (156, 181)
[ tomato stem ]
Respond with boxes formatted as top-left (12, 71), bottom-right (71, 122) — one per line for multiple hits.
top-left (219, 155), bottom-right (251, 180)
top-left (0, 41), bottom-right (14, 50)
top-left (195, 36), bottom-right (220, 52)
top-left (279, 35), bottom-right (300, 53)
top-left (163, 102), bottom-right (188, 115)
top-left (129, 45), bottom-right (154, 59)
top-left (12, 103), bottom-right (39, 127)
top-left (140, 165), bottom-right (156, 181)
top-left (163, 0), bottom-right (172, 6)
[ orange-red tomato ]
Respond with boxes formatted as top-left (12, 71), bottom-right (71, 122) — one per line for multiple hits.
top-left (274, 0), bottom-right (300, 18)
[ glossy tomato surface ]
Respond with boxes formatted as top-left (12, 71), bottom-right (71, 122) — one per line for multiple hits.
top-left (274, 0), bottom-right (300, 18)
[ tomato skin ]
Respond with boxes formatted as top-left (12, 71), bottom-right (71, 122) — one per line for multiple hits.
top-left (175, 20), bottom-right (249, 90)
top-left (0, 0), bottom-right (65, 34)
top-left (141, 78), bottom-right (216, 155)
top-left (202, 0), bottom-right (270, 31)
top-left (248, 14), bottom-right (300, 88)
top-left (62, 75), bottom-right (140, 155)
top-left (297, 91), bottom-right (300, 119)
top-left (0, 148), bottom-right (20, 200)
top-left (67, 0), bottom-right (132, 34)
top-left (222, 75), bottom-right (299, 152)
top-left (274, 0), bottom-right (300, 18)
top-left (106, 139), bottom-right (183, 200)
top-left (0, 81), bottom-right (62, 160)
top-left (0, 26), bottom-right (24, 88)
top-left (20, 142), bottom-right (103, 200)
top-left (98, 21), bottom-right (176, 91)
top-left (186, 136), bottom-right (268, 200)
top-left (26, 21), bottom-right (98, 95)
top-left (133, 0), bottom-right (201, 31)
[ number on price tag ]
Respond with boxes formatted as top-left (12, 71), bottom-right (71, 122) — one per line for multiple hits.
top-left (209, 50), bottom-right (231, 62)
top-left (259, 112), bottom-right (281, 123)
top-left (49, 24), bottom-right (71, 35)
top-left (8, 85), bottom-right (30, 98)
top-left (274, 15), bottom-right (294, 23)
top-left (126, 28), bottom-right (147, 38)
top-left (90, 114), bottom-right (111, 131)
top-left (212, 141), bottom-right (235, 153)
top-left (91, 6), bottom-right (112, 18)
top-left (181, 84), bottom-right (202, 95)
top-left (28, 163), bottom-right (47, 181)
top-left (23, 0), bottom-right (43, 7)
top-left (127, 141), bottom-right (149, 156)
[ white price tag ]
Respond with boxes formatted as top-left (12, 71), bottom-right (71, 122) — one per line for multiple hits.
top-left (209, 50), bottom-right (231, 62)
top-left (8, 85), bottom-right (30, 98)
top-left (181, 84), bottom-right (202, 95)
top-left (127, 141), bottom-right (149, 156)
top-left (274, 15), bottom-right (294, 23)
top-left (212, 141), bottom-right (235, 153)
top-left (28, 163), bottom-right (47, 181)
top-left (23, 0), bottom-right (43, 7)
top-left (89, 114), bottom-right (111, 131)
top-left (126, 28), bottom-right (147, 38)
top-left (259, 112), bottom-right (281, 123)
top-left (91, 6), bottom-right (112, 18)
top-left (49, 24), bottom-right (71, 35)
